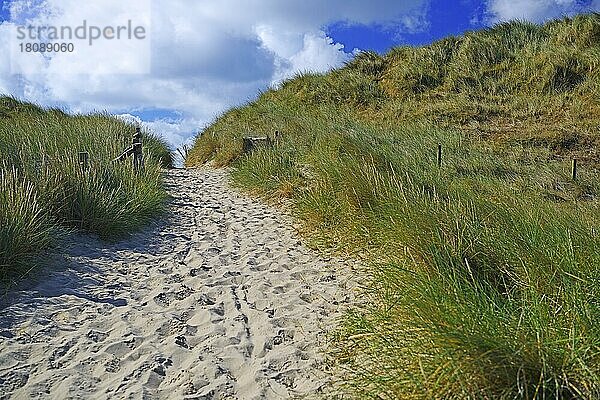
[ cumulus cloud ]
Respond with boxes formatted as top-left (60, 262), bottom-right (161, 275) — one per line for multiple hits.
top-left (485, 0), bottom-right (600, 23)
top-left (0, 0), bottom-right (428, 147)
top-left (256, 26), bottom-right (353, 83)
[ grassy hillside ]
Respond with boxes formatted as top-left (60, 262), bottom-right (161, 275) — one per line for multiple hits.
top-left (0, 96), bottom-right (173, 284)
top-left (187, 14), bottom-right (600, 399)
top-left (188, 14), bottom-right (599, 167)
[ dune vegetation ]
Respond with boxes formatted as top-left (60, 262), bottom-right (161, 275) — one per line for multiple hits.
top-left (0, 96), bottom-right (173, 284)
top-left (187, 14), bottom-right (600, 399)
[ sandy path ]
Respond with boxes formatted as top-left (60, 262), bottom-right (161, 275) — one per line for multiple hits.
top-left (0, 169), bottom-right (353, 399)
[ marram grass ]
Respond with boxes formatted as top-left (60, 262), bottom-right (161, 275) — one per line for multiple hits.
top-left (187, 14), bottom-right (600, 399)
top-left (0, 96), bottom-right (173, 284)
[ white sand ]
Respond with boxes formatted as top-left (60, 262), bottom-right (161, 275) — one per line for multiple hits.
top-left (0, 169), bottom-right (354, 399)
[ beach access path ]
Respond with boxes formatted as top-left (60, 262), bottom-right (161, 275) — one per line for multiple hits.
top-left (0, 168), bottom-right (354, 399)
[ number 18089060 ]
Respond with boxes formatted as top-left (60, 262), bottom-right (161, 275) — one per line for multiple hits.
top-left (19, 42), bottom-right (75, 53)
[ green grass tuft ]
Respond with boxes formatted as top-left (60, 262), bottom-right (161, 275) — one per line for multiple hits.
top-left (0, 97), bottom-right (173, 284)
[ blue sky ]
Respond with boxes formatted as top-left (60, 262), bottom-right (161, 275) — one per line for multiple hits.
top-left (0, 0), bottom-right (598, 149)
top-left (0, 3), bottom-right (8, 23)
top-left (326, 0), bottom-right (487, 52)
top-left (326, 0), bottom-right (599, 52)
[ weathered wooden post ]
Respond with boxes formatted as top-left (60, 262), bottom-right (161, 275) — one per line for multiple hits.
top-left (78, 151), bottom-right (89, 172)
top-left (242, 137), bottom-right (253, 153)
top-left (34, 154), bottom-right (47, 175)
top-left (571, 158), bottom-right (577, 181)
top-left (133, 127), bottom-right (144, 172)
top-left (437, 144), bottom-right (442, 167)
top-left (34, 159), bottom-right (42, 175)
top-left (242, 134), bottom-right (271, 153)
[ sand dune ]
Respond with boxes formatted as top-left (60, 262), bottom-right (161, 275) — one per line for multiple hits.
top-left (0, 169), bottom-right (354, 399)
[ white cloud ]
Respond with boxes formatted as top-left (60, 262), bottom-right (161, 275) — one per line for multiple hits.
top-left (287, 32), bottom-right (350, 76)
top-left (486, 0), bottom-right (600, 23)
top-left (0, 0), bottom-right (428, 148)
top-left (256, 26), bottom-right (352, 83)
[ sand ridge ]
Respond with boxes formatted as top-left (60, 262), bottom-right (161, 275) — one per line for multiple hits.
top-left (0, 168), bottom-right (354, 399)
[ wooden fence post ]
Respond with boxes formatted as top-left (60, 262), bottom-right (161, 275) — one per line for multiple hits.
top-left (78, 151), bottom-right (89, 172)
top-left (34, 154), bottom-right (47, 175)
top-left (242, 135), bottom-right (271, 153)
top-left (242, 137), bottom-right (253, 153)
top-left (133, 127), bottom-right (144, 172)
top-left (571, 158), bottom-right (577, 181)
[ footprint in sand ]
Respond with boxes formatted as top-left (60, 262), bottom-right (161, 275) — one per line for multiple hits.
top-left (0, 369), bottom-right (30, 393)
top-left (86, 330), bottom-right (108, 343)
top-left (0, 169), bottom-right (354, 399)
top-left (47, 338), bottom-right (77, 369)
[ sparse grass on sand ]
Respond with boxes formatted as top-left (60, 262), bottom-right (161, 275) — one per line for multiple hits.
top-left (187, 14), bottom-right (600, 399)
top-left (0, 96), bottom-right (173, 284)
